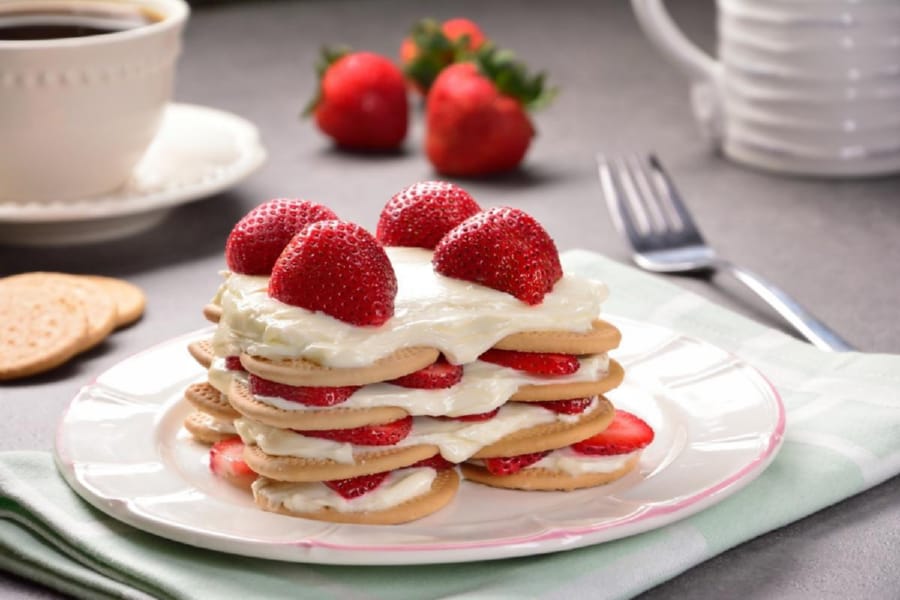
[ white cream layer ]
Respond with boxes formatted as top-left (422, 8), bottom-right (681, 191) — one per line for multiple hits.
top-left (191, 412), bottom-right (237, 434)
top-left (235, 399), bottom-right (600, 464)
top-left (252, 355), bottom-right (609, 417)
top-left (252, 467), bottom-right (436, 514)
top-left (212, 247), bottom-right (608, 367)
top-left (207, 357), bottom-right (248, 396)
top-left (530, 447), bottom-right (638, 476)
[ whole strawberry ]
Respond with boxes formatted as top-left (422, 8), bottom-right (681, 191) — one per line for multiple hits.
top-left (426, 48), bottom-right (554, 177)
top-left (376, 181), bottom-right (481, 249)
top-left (307, 48), bottom-right (408, 151)
top-left (400, 18), bottom-right (487, 93)
top-left (268, 220), bottom-right (397, 326)
top-left (225, 199), bottom-right (338, 275)
top-left (433, 206), bottom-right (563, 305)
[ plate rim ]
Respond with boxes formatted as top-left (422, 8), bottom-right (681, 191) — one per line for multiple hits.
top-left (54, 317), bottom-right (786, 564)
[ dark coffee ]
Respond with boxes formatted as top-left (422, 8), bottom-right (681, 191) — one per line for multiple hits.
top-left (0, 5), bottom-right (162, 40)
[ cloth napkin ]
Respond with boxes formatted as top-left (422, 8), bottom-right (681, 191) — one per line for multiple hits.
top-left (2, 250), bottom-right (899, 600)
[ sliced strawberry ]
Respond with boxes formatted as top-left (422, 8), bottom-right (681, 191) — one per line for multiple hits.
top-left (433, 206), bottom-right (563, 305)
top-left (389, 356), bottom-right (463, 389)
top-left (410, 455), bottom-right (456, 470)
top-left (249, 374), bottom-right (358, 407)
top-left (225, 198), bottom-right (338, 275)
top-left (483, 451), bottom-right (549, 476)
top-left (572, 410), bottom-right (655, 456)
top-left (209, 437), bottom-right (257, 488)
top-left (323, 471), bottom-right (390, 499)
top-left (376, 181), bottom-right (481, 249)
top-left (478, 348), bottom-right (579, 375)
top-left (535, 397), bottom-right (593, 415)
top-left (296, 416), bottom-right (412, 446)
top-left (435, 407), bottom-right (499, 422)
top-left (224, 355), bottom-right (245, 372)
top-left (268, 220), bottom-right (397, 327)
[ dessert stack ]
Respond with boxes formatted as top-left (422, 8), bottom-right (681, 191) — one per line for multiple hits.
top-left (183, 181), bottom-right (654, 524)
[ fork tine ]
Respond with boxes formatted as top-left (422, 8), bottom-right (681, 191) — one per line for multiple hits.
top-left (625, 154), bottom-right (669, 235)
top-left (647, 154), bottom-right (705, 240)
top-left (597, 154), bottom-right (646, 251)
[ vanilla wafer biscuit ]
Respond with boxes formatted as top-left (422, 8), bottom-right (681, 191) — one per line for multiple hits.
top-left (240, 346), bottom-right (440, 387)
top-left (510, 359), bottom-right (625, 402)
top-left (229, 380), bottom-right (407, 430)
top-left (243, 443), bottom-right (440, 482)
top-left (184, 411), bottom-right (238, 444)
top-left (253, 467), bottom-right (460, 525)
top-left (203, 304), bottom-right (222, 324)
top-left (2, 272), bottom-right (116, 352)
top-left (185, 382), bottom-right (240, 420)
top-left (470, 396), bottom-right (615, 458)
top-left (82, 276), bottom-right (145, 328)
top-left (188, 340), bottom-right (215, 369)
top-left (0, 288), bottom-right (87, 381)
top-left (494, 319), bottom-right (621, 354)
top-left (462, 452), bottom-right (639, 491)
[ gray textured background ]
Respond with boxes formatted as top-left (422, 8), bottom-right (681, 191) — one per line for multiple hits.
top-left (2, 0), bottom-right (899, 598)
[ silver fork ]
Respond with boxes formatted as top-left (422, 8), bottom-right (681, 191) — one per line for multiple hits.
top-left (597, 153), bottom-right (854, 352)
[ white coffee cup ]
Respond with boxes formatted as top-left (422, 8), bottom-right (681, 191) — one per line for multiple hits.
top-left (0, 0), bottom-right (188, 203)
top-left (631, 0), bottom-right (900, 177)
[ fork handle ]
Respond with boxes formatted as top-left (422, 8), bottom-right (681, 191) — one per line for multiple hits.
top-left (719, 260), bottom-right (855, 351)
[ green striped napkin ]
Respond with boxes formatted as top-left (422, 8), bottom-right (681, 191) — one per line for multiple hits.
top-left (2, 250), bottom-right (899, 600)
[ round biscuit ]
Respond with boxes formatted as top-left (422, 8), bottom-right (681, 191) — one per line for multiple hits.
top-left (187, 340), bottom-right (214, 369)
top-left (240, 346), bottom-right (440, 387)
top-left (471, 396), bottom-right (615, 458)
top-left (183, 412), bottom-right (238, 445)
top-left (202, 304), bottom-right (222, 324)
top-left (82, 276), bottom-right (145, 328)
top-left (493, 319), bottom-right (621, 354)
top-left (243, 443), bottom-right (440, 482)
top-left (185, 381), bottom-right (240, 420)
top-left (510, 359), bottom-right (624, 402)
top-left (461, 453), bottom-right (639, 491)
top-left (0, 289), bottom-right (88, 380)
top-left (229, 380), bottom-right (408, 430)
top-left (1, 272), bottom-right (116, 352)
top-left (254, 467), bottom-right (459, 525)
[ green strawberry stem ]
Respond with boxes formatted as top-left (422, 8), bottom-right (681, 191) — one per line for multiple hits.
top-left (404, 18), bottom-right (475, 92)
top-left (473, 45), bottom-right (557, 111)
top-left (302, 45), bottom-right (351, 117)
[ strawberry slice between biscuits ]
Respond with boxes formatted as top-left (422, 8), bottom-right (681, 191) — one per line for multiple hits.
top-left (324, 472), bottom-right (390, 499)
top-left (388, 356), bottom-right (463, 389)
top-left (225, 198), bottom-right (338, 275)
top-left (433, 206), bottom-right (563, 305)
top-left (268, 220), bottom-right (398, 327)
top-left (571, 410), bottom-right (655, 456)
top-left (534, 397), bottom-right (594, 415)
top-left (376, 181), bottom-right (481, 249)
top-left (209, 437), bottom-right (257, 489)
top-left (296, 415), bottom-right (413, 446)
top-left (478, 348), bottom-right (579, 375)
top-left (483, 451), bottom-right (549, 476)
top-left (249, 374), bottom-right (359, 407)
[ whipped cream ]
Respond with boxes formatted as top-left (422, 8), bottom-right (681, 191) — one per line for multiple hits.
top-left (252, 355), bottom-right (609, 417)
top-left (212, 247), bottom-right (608, 367)
top-left (207, 357), bottom-right (248, 396)
top-left (252, 467), bottom-right (436, 513)
top-left (235, 400), bottom-right (600, 464)
top-left (530, 447), bottom-right (638, 476)
top-left (191, 412), bottom-right (237, 434)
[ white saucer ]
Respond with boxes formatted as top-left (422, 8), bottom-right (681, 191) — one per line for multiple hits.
top-left (0, 103), bottom-right (267, 246)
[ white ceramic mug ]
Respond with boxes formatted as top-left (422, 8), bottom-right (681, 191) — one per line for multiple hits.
top-left (631, 0), bottom-right (900, 177)
top-left (0, 0), bottom-right (188, 203)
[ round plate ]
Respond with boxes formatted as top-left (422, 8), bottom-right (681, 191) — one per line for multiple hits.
top-left (0, 103), bottom-right (266, 246)
top-left (54, 317), bottom-right (784, 565)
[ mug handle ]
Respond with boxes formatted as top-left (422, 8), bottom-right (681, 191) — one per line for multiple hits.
top-left (630, 0), bottom-right (725, 144)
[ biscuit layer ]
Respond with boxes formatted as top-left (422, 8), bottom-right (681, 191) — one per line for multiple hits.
top-left (185, 381), bottom-right (240, 420)
top-left (462, 453), bottom-right (639, 491)
top-left (183, 412), bottom-right (236, 445)
top-left (187, 340), bottom-right (214, 370)
top-left (493, 319), bottom-right (621, 354)
top-left (510, 359), bottom-right (624, 402)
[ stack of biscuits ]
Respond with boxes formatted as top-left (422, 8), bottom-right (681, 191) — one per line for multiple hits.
top-left (180, 188), bottom-right (650, 525)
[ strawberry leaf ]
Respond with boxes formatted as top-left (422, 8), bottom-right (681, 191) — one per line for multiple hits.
top-left (302, 45), bottom-right (352, 117)
top-left (473, 45), bottom-right (557, 111)
top-left (403, 19), bottom-right (475, 92)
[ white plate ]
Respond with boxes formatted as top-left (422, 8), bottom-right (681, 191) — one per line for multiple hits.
top-left (54, 317), bottom-right (784, 565)
top-left (0, 103), bottom-right (266, 246)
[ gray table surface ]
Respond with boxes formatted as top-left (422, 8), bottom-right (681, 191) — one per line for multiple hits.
top-left (2, 0), bottom-right (899, 598)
